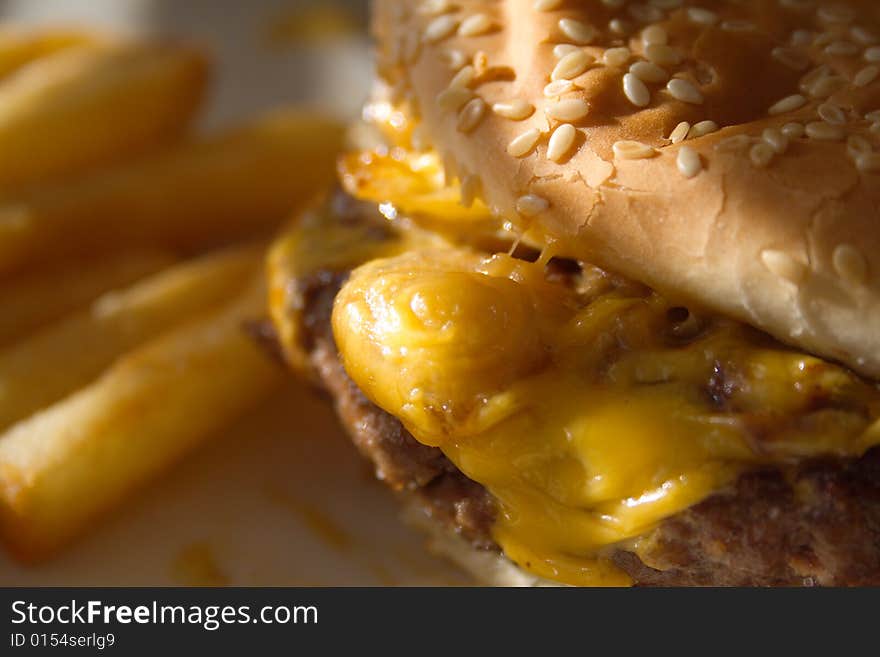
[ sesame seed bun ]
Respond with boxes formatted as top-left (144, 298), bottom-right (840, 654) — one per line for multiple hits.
top-left (373, 0), bottom-right (880, 378)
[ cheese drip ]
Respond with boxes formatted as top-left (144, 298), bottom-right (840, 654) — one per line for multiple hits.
top-left (332, 247), bottom-right (880, 586)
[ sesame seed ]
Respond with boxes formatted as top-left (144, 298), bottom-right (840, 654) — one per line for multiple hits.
top-left (628, 4), bottom-right (664, 23)
top-left (800, 65), bottom-right (831, 91)
top-left (457, 98), bottom-right (486, 133)
top-left (507, 128), bottom-right (542, 157)
top-left (677, 146), bottom-right (702, 178)
top-left (612, 140), bottom-right (656, 159)
top-left (609, 18), bottom-right (630, 35)
top-left (768, 94), bottom-right (806, 115)
top-left (806, 75), bottom-right (847, 98)
top-left (441, 49), bottom-right (468, 70)
top-left (543, 79), bottom-right (575, 97)
top-left (547, 123), bottom-right (577, 161)
top-left (553, 44), bottom-right (580, 59)
top-left (762, 128), bottom-right (789, 154)
top-left (824, 41), bottom-right (859, 56)
top-left (782, 122), bottom-right (805, 138)
top-left (436, 86), bottom-right (474, 111)
top-left (805, 121), bottom-right (845, 140)
top-left (818, 102), bottom-right (846, 125)
top-left (667, 78), bottom-right (704, 104)
top-left (847, 135), bottom-right (872, 159)
top-left (832, 244), bottom-right (868, 284)
top-left (516, 194), bottom-right (549, 216)
top-left (552, 50), bottom-right (594, 80)
top-left (419, 0), bottom-right (453, 16)
top-left (668, 121), bottom-right (690, 143)
top-left (854, 65), bottom-right (880, 87)
top-left (851, 26), bottom-right (879, 46)
top-left (813, 32), bottom-right (835, 47)
top-left (813, 33), bottom-right (834, 50)
top-left (790, 29), bottom-right (814, 47)
top-left (558, 18), bottom-right (597, 45)
top-left (449, 65), bottom-right (475, 88)
top-left (871, 123), bottom-right (880, 136)
top-left (772, 47), bottom-right (810, 71)
top-left (856, 152), bottom-right (880, 173)
top-left (546, 98), bottom-right (590, 121)
top-left (641, 25), bottom-right (668, 47)
top-left (686, 8), bottom-right (718, 26)
top-left (721, 20), bottom-right (755, 32)
top-left (761, 250), bottom-right (806, 284)
top-left (750, 142), bottom-right (774, 168)
top-left (424, 15), bottom-right (458, 43)
top-left (813, 32), bottom-right (836, 48)
top-left (817, 5), bottom-right (855, 24)
top-left (645, 44), bottom-right (683, 67)
top-left (492, 99), bottom-right (534, 120)
top-left (534, 0), bottom-right (564, 10)
top-left (689, 120), bottom-right (719, 138)
top-left (629, 61), bottom-right (668, 83)
top-left (623, 73), bottom-right (651, 107)
top-left (866, 47), bottom-right (880, 63)
top-left (459, 14), bottom-right (493, 37)
top-left (603, 47), bottom-right (632, 67)
top-left (813, 32), bottom-right (834, 48)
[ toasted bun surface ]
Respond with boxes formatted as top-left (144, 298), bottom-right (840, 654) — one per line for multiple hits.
top-left (372, 0), bottom-right (880, 378)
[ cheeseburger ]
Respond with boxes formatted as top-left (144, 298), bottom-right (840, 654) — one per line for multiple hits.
top-left (267, 0), bottom-right (880, 586)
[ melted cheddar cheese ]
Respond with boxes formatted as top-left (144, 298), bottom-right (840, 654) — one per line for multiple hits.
top-left (271, 109), bottom-right (880, 584)
top-left (329, 245), bottom-right (880, 586)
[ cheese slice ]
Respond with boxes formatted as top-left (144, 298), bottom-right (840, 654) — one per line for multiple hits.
top-left (332, 245), bottom-right (880, 586)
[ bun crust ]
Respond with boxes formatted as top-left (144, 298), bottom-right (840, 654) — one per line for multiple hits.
top-left (373, 0), bottom-right (880, 377)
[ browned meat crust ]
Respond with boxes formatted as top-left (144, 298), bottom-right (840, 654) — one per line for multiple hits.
top-left (619, 453), bottom-right (880, 586)
top-left (282, 262), bottom-right (880, 587)
top-left (298, 270), bottom-right (496, 551)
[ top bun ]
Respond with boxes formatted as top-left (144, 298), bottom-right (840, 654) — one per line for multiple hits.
top-left (371, 0), bottom-right (880, 378)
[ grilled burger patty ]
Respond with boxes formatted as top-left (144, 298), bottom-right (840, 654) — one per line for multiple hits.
top-left (284, 264), bottom-right (880, 587)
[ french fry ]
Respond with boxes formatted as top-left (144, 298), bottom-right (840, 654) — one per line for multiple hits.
top-left (0, 41), bottom-right (207, 190)
top-left (0, 244), bottom-right (261, 432)
top-left (0, 109), bottom-right (343, 276)
top-left (0, 248), bottom-right (175, 346)
top-left (0, 278), bottom-right (282, 559)
top-left (0, 27), bottom-right (103, 80)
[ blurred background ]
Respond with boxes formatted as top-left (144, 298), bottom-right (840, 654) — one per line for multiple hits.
top-left (1, 0), bottom-right (470, 586)
top-left (0, 0), bottom-right (372, 125)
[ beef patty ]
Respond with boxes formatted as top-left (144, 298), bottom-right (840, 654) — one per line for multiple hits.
top-left (277, 266), bottom-right (880, 587)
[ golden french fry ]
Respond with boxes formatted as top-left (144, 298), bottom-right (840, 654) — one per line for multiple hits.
top-left (0, 278), bottom-right (282, 560)
top-left (0, 27), bottom-right (104, 80)
top-left (0, 244), bottom-right (261, 432)
top-left (0, 248), bottom-right (176, 346)
top-left (0, 109), bottom-right (343, 276)
top-left (0, 41), bottom-right (207, 190)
